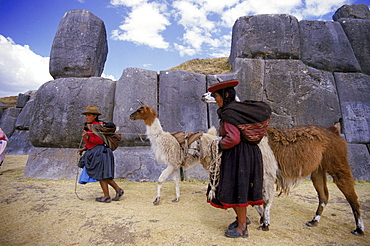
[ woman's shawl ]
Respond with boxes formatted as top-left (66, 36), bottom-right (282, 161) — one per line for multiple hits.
top-left (87, 122), bottom-right (121, 151)
top-left (217, 100), bottom-right (272, 143)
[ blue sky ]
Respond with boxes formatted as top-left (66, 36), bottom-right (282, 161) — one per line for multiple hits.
top-left (0, 0), bottom-right (369, 97)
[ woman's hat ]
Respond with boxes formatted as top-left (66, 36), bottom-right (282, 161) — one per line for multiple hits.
top-left (82, 105), bottom-right (101, 115)
top-left (207, 80), bottom-right (239, 93)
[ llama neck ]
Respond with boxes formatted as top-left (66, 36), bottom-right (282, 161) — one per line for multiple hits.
top-left (146, 118), bottom-right (164, 137)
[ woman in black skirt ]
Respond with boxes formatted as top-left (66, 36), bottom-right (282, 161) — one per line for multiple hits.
top-left (77, 105), bottom-right (124, 203)
top-left (206, 80), bottom-right (271, 238)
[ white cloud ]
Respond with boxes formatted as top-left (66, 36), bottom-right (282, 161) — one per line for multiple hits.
top-left (111, 1), bottom-right (170, 49)
top-left (109, 0), bottom-right (356, 59)
top-left (0, 35), bottom-right (53, 97)
top-left (101, 73), bottom-right (116, 81)
top-left (110, 0), bottom-right (147, 8)
top-left (173, 43), bottom-right (197, 57)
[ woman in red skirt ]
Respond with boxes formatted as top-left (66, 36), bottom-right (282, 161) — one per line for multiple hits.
top-left (206, 80), bottom-right (271, 238)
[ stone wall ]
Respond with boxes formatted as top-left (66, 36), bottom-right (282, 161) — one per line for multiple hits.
top-left (1, 5), bottom-right (369, 181)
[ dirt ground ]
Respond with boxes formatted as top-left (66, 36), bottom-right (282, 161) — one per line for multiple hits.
top-left (0, 155), bottom-right (369, 246)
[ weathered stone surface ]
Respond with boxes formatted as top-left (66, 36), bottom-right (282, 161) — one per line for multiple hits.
top-left (159, 70), bottom-right (208, 133)
top-left (334, 72), bottom-right (370, 143)
top-left (184, 164), bottom-right (208, 180)
top-left (24, 148), bottom-right (82, 180)
top-left (338, 18), bottom-right (370, 75)
top-left (5, 130), bottom-right (35, 155)
top-left (114, 67), bottom-right (157, 146)
top-left (15, 95), bottom-right (35, 130)
top-left (333, 4), bottom-right (370, 21)
top-left (264, 60), bottom-right (341, 129)
top-left (49, 9), bottom-right (108, 79)
top-left (299, 20), bottom-right (361, 72)
top-left (29, 77), bottom-right (115, 148)
top-left (229, 14), bottom-right (300, 67)
top-left (0, 107), bottom-right (21, 137)
top-left (347, 144), bottom-right (370, 180)
top-left (23, 147), bottom-right (169, 182)
top-left (233, 58), bottom-right (265, 101)
top-left (0, 102), bottom-right (3, 119)
top-left (15, 93), bottom-right (30, 108)
top-left (113, 147), bottom-right (164, 182)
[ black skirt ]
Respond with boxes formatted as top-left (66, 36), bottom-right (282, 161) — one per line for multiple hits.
top-left (207, 141), bottom-right (264, 209)
top-left (78, 145), bottom-right (115, 180)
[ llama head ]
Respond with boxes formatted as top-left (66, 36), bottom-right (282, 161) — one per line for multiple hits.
top-left (201, 92), bottom-right (216, 104)
top-left (201, 91), bottom-right (240, 104)
top-left (130, 105), bottom-right (157, 126)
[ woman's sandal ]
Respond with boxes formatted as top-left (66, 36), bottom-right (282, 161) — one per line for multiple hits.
top-left (227, 216), bottom-right (251, 230)
top-left (112, 189), bottom-right (124, 201)
top-left (224, 227), bottom-right (248, 238)
top-left (95, 196), bottom-right (111, 203)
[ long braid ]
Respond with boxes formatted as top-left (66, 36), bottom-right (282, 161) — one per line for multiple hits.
top-left (207, 139), bottom-right (222, 200)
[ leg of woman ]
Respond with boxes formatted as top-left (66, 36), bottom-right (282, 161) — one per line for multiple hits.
top-left (234, 207), bottom-right (248, 235)
top-left (106, 179), bottom-right (124, 201)
top-left (96, 180), bottom-right (111, 202)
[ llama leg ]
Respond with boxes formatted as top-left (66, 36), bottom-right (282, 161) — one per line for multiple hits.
top-left (306, 167), bottom-right (328, 227)
top-left (257, 198), bottom-right (273, 231)
top-left (172, 168), bottom-right (180, 202)
top-left (332, 172), bottom-right (364, 235)
top-left (154, 165), bottom-right (176, 205)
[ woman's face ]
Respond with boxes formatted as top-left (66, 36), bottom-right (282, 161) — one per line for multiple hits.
top-left (214, 92), bottom-right (224, 108)
top-left (85, 114), bottom-right (97, 123)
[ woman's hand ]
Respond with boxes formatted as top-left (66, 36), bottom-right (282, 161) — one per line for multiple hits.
top-left (82, 130), bottom-right (88, 139)
top-left (77, 147), bottom-right (87, 155)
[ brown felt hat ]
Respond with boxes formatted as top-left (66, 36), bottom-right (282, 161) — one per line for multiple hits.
top-left (81, 105), bottom-right (101, 115)
top-left (207, 80), bottom-right (239, 93)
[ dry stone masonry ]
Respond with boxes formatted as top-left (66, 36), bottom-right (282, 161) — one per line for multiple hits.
top-left (1, 5), bottom-right (369, 181)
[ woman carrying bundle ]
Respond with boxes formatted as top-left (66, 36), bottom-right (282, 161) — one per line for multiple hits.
top-left (206, 80), bottom-right (271, 238)
top-left (77, 105), bottom-right (124, 203)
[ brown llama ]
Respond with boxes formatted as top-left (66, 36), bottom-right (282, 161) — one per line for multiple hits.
top-left (202, 91), bottom-right (364, 235)
top-left (266, 125), bottom-right (364, 235)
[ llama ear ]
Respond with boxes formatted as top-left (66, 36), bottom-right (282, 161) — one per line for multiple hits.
top-left (137, 100), bottom-right (145, 106)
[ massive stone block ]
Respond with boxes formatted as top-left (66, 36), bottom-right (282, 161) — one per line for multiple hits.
top-left (5, 130), bottom-right (35, 155)
top-left (15, 95), bottom-right (35, 130)
top-left (49, 9), bottom-right (108, 79)
top-left (159, 70), bottom-right (208, 133)
top-left (29, 77), bottom-right (115, 148)
top-left (333, 4), bottom-right (370, 21)
top-left (233, 58), bottom-right (265, 101)
top-left (113, 147), bottom-right (164, 182)
top-left (347, 143), bottom-right (370, 180)
top-left (299, 20), bottom-right (361, 72)
top-left (114, 67), bottom-right (158, 146)
top-left (338, 18), bottom-right (370, 75)
top-left (264, 60), bottom-right (341, 129)
top-left (229, 14), bottom-right (300, 67)
top-left (15, 93), bottom-right (30, 108)
top-left (24, 146), bottom-right (167, 182)
top-left (334, 72), bottom-right (370, 143)
top-left (24, 148), bottom-right (84, 180)
top-left (0, 107), bottom-right (21, 137)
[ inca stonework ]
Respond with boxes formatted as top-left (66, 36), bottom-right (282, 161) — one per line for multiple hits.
top-left (1, 5), bottom-right (369, 181)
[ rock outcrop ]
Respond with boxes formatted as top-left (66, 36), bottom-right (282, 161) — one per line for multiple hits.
top-left (49, 9), bottom-right (108, 79)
